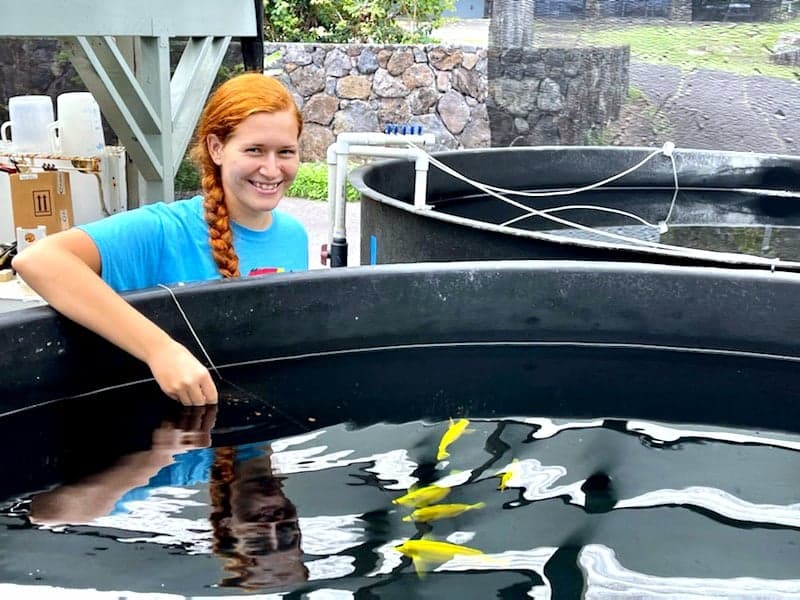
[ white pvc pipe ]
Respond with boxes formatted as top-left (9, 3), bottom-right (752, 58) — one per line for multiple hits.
top-left (333, 143), bottom-right (349, 241)
top-left (324, 133), bottom-right (436, 265)
top-left (326, 144), bottom-right (338, 246)
top-left (347, 145), bottom-right (431, 209)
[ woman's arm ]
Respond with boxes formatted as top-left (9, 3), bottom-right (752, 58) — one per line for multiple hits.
top-left (30, 406), bottom-right (218, 525)
top-left (12, 229), bottom-right (218, 405)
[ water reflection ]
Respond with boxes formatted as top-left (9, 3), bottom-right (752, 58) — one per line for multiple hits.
top-left (21, 405), bottom-right (309, 592)
top-left (209, 445), bottom-right (308, 590)
top-left (4, 411), bottom-right (800, 596)
top-left (28, 407), bottom-right (217, 527)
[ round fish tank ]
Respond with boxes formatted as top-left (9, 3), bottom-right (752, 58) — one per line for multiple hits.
top-left (2, 261), bottom-right (800, 597)
top-left (351, 146), bottom-right (800, 271)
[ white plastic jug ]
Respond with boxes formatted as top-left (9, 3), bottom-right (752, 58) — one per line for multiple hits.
top-left (49, 92), bottom-right (106, 157)
top-left (0, 95), bottom-right (55, 153)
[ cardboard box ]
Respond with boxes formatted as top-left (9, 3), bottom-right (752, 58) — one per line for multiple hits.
top-left (10, 171), bottom-right (73, 235)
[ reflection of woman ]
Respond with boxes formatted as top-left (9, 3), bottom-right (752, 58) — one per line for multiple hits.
top-left (210, 446), bottom-right (309, 590)
top-left (29, 406), bottom-right (217, 525)
top-left (27, 405), bottom-right (308, 592)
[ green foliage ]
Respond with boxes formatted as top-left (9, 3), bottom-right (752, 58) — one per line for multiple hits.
top-left (584, 126), bottom-right (612, 146)
top-left (216, 62), bottom-right (246, 86)
top-left (175, 156), bottom-right (201, 194)
top-left (627, 86), bottom-right (645, 101)
top-left (262, 0), bottom-right (455, 43)
top-left (288, 162), bottom-right (360, 202)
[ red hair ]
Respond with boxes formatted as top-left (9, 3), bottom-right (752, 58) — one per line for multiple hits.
top-left (190, 74), bottom-right (302, 278)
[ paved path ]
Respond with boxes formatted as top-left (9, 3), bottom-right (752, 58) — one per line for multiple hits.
top-left (280, 197), bottom-right (361, 269)
top-left (628, 63), bottom-right (799, 155)
top-left (435, 18), bottom-right (800, 155)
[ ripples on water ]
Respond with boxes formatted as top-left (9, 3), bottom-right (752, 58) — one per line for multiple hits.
top-left (2, 409), bottom-right (800, 598)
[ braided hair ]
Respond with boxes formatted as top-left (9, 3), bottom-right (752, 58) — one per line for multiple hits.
top-left (189, 74), bottom-right (302, 278)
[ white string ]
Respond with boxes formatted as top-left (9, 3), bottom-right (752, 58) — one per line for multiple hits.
top-left (445, 147), bottom-right (668, 229)
top-left (416, 147), bottom-right (697, 253)
top-left (503, 203), bottom-right (659, 229)
top-left (408, 142), bottom-right (797, 268)
top-left (156, 283), bottom-right (220, 377)
top-left (660, 145), bottom-right (681, 229)
top-left (481, 148), bottom-right (662, 198)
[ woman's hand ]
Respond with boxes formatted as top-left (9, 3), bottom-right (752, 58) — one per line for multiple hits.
top-left (146, 339), bottom-right (219, 406)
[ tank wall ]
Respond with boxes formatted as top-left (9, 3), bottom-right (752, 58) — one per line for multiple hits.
top-left (4, 263), bottom-right (800, 428)
top-left (352, 147), bottom-right (800, 266)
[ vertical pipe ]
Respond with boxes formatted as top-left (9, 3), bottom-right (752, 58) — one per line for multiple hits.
top-left (331, 144), bottom-right (349, 267)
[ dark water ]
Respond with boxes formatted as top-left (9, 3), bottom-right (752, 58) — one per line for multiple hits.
top-left (2, 345), bottom-right (800, 598)
top-left (548, 223), bottom-right (800, 261)
top-left (438, 187), bottom-right (800, 262)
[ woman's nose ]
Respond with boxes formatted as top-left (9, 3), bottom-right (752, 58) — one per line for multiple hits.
top-left (258, 154), bottom-right (279, 176)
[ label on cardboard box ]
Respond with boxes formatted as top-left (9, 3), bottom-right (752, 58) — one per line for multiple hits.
top-left (16, 225), bottom-right (47, 252)
top-left (10, 171), bottom-right (73, 235)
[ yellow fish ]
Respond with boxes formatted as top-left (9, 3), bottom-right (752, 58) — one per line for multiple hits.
top-left (392, 484), bottom-right (451, 508)
top-left (402, 501), bottom-right (486, 523)
top-left (496, 459), bottom-right (520, 491)
top-left (395, 537), bottom-right (484, 577)
top-left (437, 418), bottom-right (470, 461)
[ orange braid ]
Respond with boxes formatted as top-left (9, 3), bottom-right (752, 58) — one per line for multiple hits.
top-left (189, 73), bottom-right (302, 278)
top-left (202, 180), bottom-right (240, 278)
top-left (209, 446), bottom-right (236, 553)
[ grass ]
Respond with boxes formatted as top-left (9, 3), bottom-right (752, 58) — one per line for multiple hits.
top-left (580, 17), bottom-right (800, 79)
top-left (287, 161), bottom-right (360, 202)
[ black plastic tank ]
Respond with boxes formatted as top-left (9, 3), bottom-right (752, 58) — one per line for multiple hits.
top-left (350, 146), bottom-right (800, 271)
top-left (3, 262), bottom-right (800, 596)
top-left (2, 261), bottom-right (800, 430)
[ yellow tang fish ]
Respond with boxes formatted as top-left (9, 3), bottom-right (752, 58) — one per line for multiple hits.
top-left (395, 537), bottom-right (484, 577)
top-left (402, 501), bottom-right (486, 523)
top-left (437, 418), bottom-right (471, 461)
top-left (496, 458), bottom-right (520, 491)
top-left (392, 484), bottom-right (451, 508)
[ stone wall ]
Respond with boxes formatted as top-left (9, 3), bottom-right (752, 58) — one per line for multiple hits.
top-left (487, 45), bottom-right (630, 146)
top-left (264, 43), bottom-right (489, 161)
top-left (1, 38), bottom-right (630, 162)
top-left (267, 42), bottom-right (629, 160)
top-left (0, 39), bottom-right (81, 118)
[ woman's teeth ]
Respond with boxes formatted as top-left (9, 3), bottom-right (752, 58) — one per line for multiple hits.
top-left (252, 181), bottom-right (279, 191)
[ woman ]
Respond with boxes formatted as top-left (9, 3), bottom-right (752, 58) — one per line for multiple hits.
top-left (12, 73), bottom-right (308, 406)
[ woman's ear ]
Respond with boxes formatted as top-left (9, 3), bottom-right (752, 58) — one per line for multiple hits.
top-left (207, 134), bottom-right (224, 166)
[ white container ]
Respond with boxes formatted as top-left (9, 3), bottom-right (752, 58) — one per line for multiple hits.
top-left (0, 95), bottom-right (55, 153)
top-left (49, 92), bottom-right (106, 157)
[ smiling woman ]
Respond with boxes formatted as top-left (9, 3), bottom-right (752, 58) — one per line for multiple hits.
top-left (11, 73), bottom-right (309, 408)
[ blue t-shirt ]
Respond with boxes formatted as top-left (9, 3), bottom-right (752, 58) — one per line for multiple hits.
top-left (78, 195), bottom-right (308, 292)
top-left (112, 441), bottom-right (268, 514)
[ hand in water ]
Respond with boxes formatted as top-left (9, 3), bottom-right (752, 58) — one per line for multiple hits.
top-left (147, 340), bottom-right (219, 406)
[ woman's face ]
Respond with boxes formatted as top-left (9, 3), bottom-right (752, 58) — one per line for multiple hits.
top-left (207, 110), bottom-right (300, 230)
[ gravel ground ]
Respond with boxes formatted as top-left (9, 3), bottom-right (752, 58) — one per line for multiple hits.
top-left (280, 196), bottom-right (361, 269)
